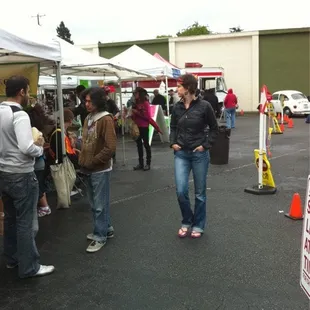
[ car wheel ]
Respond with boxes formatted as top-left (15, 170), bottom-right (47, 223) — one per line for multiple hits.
top-left (283, 107), bottom-right (292, 117)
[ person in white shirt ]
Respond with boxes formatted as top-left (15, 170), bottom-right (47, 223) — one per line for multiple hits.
top-left (0, 75), bottom-right (55, 278)
top-left (168, 89), bottom-right (179, 115)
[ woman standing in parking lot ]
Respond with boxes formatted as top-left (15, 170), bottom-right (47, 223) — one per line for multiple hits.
top-left (170, 74), bottom-right (219, 239)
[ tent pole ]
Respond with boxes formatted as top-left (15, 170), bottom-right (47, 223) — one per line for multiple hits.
top-left (118, 79), bottom-right (126, 166)
top-left (165, 67), bottom-right (170, 134)
top-left (55, 62), bottom-right (66, 155)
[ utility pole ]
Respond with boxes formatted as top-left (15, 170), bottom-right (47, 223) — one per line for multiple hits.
top-left (31, 13), bottom-right (46, 26)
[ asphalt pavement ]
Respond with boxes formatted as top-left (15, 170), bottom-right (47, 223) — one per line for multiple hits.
top-left (0, 115), bottom-right (309, 310)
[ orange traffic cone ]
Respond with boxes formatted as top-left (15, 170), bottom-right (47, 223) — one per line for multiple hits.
top-left (288, 118), bottom-right (294, 128)
top-left (284, 114), bottom-right (289, 123)
top-left (277, 113), bottom-right (281, 120)
top-left (285, 193), bottom-right (303, 220)
top-left (280, 123), bottom-right (285, 132)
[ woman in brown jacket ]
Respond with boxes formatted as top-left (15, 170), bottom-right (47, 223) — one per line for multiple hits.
top-left (79, 87), bottom-right (117, 253)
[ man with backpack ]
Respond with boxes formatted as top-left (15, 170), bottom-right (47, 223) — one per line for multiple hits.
top-left (0, 76), bottom-right (55, 278)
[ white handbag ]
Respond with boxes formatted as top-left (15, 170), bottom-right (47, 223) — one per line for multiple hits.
top-left (50, 129), bottom-right (76, 209)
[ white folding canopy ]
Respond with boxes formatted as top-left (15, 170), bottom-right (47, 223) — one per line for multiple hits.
top-left (0, 22), bottom-right (69, 154)
top-left (0, 23), bottom-right (150, 163)
top-left (0, 25), bottom-right (61, 64)
top-left (40, 38), bottom-right (153, 80)
top-left (0, 22), bottom-right (152, 80)
top-left (111, 44), bottom-right (183, 117)
top-left (110, 44), bottom-right (182, 79)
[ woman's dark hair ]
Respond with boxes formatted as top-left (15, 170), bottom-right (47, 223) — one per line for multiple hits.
top-left (178, 74), bottom-right (198, 95)
top-left (69, 93), bottom-right (76, 102)
top-left (81, 87), bottom-right (107, 112)
top-left (134, 87), bottom-right (147, 103)
top-left (76, 85), bottom-right (86, 96)
top-left (5, 75), bottom-right (29, 97)
top-left (27, 104), bottom-right (55, 132)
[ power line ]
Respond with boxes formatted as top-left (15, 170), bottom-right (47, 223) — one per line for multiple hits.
top-left (31, 13), bottom-right (46, 26)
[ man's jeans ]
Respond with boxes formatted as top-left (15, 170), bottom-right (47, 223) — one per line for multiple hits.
top-left (174, 150), bottom-right (210, 233)
top-left (85, 171), bottom-right (113, 242)
top-left (225, 108), bottom-right (236, 129)
top-left (0, 172), bottom-right (40, 278)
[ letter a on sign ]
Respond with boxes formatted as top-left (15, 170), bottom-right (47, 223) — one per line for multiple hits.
top-left (300, 175), bottom-right (310, 299)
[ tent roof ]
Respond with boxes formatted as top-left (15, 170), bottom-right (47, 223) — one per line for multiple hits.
top-left (0, 23), bottom-right (61, 64)
top-left (40, 38), bottom-right (152, 80)
top-left (0, 24), bottom-right (151, 80)
top-left (110, 45), bottom-right (181, 79)
top-left (153, 52), bottom-right (181, 69)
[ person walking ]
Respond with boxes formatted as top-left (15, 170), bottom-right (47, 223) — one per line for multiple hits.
top-left (131, 87), bottom-right (152, 171)
top-left (224, 89), bottom-right (238, 129)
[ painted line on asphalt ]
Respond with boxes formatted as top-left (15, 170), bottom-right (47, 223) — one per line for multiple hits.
top-left (111, 184), bottom-right (175, 205)
top-left (111, 148), bottom-right (307, 205)
top-left (119, 147), bottom-right (307, 166)
top-left (222, 149), bottom-right (307, 173)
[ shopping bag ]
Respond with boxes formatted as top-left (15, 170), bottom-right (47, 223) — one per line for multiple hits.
top-left (50, 157), bottom-right (76, 209)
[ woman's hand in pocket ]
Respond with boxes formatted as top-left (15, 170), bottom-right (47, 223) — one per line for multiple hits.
top-left (172, 144), bottom-right (182, 151)
top-left (193, 145), bottom-right (205, 152)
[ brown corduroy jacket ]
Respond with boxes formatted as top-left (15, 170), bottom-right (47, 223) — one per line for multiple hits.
top-left (79, 111), bottom-right (116, 173)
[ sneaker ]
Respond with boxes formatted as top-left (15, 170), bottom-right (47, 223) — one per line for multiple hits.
top-left (133, 164), bottom-right (143, 171)
top-left (87, 231), bottom-right (114, 241)
top-left (70, 190), bottom-right (79, 196)
top-left (143, 164), bottom-right (150, 171)
top-left (6, 262), bottom-right (18, 269)
top-left (38, 206), bottom-right (51, 218)
top-left (107, 231), bottom-right (114, 239)
top-left (86, 240), bottom-right (106, 253)
top-left (33, 265), bottom-right (55, 277)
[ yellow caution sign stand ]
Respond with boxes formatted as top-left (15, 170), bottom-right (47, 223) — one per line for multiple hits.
top-left (267, 102), bottom-right (283, 135)
top-left (245, 85), bottom-right (277, 195)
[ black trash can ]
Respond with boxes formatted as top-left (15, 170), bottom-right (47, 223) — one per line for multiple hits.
top-left (210, 126), bottom-right (231, 165)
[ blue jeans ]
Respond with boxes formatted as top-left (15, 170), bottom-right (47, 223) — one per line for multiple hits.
top-left (225, 108), bottom-right (236, 129)
top-left (174, 150), bottom-right (210, 233)
top-left (0, 172), bottom-right (40, 278)
top-left (85, 171), bottom-right (113, 242)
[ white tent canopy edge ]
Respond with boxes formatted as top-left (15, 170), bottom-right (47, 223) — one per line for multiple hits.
top-left (0, 23), bottom-right (153, 164)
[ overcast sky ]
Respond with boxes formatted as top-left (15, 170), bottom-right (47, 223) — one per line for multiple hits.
top-left (4, 0), bottom-right (310, 45)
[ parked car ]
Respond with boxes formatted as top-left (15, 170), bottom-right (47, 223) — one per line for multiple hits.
top-left (271, 90), bottom-right (310, 117)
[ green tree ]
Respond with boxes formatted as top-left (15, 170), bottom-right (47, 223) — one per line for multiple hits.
top-left (176, 22), bottom-right (211, 37)
top-left (229, 26), bottom-right (243, 33)
top-left (56, 21), bottom-right (74, 44)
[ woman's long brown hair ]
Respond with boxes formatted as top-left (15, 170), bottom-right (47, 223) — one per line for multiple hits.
top-left (27, 104), bottom-right (55, 138)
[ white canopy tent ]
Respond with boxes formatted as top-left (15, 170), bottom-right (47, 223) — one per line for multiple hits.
top-left (37, 38), bottom-right (154, 165)
top-left (110, 44), bottom-right (182, 79)
top-left (0, 23), bottom-right (68, 154)
top-left (0, 22), bottom-right (152, 80)
top-left (111, 44), bottom-right (183, 117)
top-left (0, 26), bottom-right (61, 64)
top-left (0, 23), bottom-right (152, 165)
top-left (40, 38), bottom-right (154, 81)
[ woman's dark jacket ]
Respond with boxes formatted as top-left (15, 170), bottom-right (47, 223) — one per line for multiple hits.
top-left (170, 98), bottom-right (219, 150)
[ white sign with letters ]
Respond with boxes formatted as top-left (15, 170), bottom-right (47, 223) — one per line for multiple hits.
top-left (300, 175), bottom-right (310, 299)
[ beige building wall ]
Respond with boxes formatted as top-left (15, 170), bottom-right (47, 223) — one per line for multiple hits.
top-left (169, 32), bottom-right (259, 111)
top-left (77, 44), bottom-right (99, 56)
